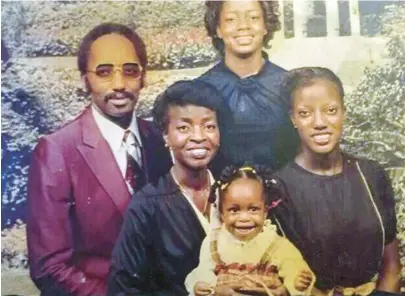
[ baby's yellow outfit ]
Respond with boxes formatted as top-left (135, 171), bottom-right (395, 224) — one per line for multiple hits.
top-left (185, 220), bottom-right (315, 296)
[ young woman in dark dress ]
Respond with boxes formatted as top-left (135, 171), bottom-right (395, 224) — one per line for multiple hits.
top-left (199, 0), bottom-right (298, 173)
top-left (277, 67), bottom-right (402, 295)
top-left (108, 80), bottom-right (226, 295)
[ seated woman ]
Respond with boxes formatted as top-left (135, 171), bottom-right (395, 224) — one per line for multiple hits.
top-left (186, 164), bottom-right (315, 296)
top-left (107, 80), bottom-right (226, 295)
top-left (277, 67), bottom-right (402, 295)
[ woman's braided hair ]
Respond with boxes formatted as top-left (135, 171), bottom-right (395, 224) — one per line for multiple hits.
top-left (209, 164), bottom-right (287, 212)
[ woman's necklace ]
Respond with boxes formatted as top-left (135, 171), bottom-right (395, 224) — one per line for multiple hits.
top-left (171, 169), bottom-right (211, 215)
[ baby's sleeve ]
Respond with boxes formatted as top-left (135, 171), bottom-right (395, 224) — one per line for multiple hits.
top-left (272, 237), bottom-right (315, 296)
top-left (184, 235), bottom-right (217, 295)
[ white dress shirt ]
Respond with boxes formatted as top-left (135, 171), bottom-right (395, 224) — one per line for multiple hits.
top-left (92, 105), bottom-right (143, 178)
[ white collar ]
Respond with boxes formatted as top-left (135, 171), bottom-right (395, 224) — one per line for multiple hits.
top-left (171, 169), bottom-right (218, 234)
top-left (92, 105), bottom-right (142, 152)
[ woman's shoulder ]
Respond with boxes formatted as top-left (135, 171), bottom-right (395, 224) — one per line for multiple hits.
top-left (198, 60), bottom-right (232, 81)
top-left (128, 173), bottom-right (179, 209)
top-left (263, 60), bottom-right (287, 75)
top-left (274, 161), bottom-right (298, 180)
top-left (343, 154), bottom-right (387, 179)
top-left (349, 155), bottom-right (383, 170)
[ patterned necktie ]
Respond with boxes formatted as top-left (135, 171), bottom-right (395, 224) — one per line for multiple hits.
top-left (123, 130), bottom-right (145, 194)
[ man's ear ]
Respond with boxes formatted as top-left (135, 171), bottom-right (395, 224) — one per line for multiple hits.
top-left (81, 75), bottom-right (92, 94)
top-left (141, 73), bottom-right (146, 89)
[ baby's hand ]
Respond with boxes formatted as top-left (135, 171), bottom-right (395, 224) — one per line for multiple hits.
top-left (214, 283), bottom-right (244, 296)
top-left (294, 269), bottom-right (313, 291)
top-left (194, 281), bottom-right (214, 296)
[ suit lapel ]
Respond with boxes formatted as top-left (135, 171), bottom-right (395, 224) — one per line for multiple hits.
top-left (77, 108), bottom-right (130, 215)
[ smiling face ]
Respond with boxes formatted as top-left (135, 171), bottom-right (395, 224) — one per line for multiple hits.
top-left (220, 178), bottom-right (266, 241)
top-left (290, 79), bottom-right (346, 156)
top-left (164, 104), bottom-right (220, 172)
top-left (85, 33), bottom-right (142, 119)
top-left (216, 0), bottom-right (267, 58)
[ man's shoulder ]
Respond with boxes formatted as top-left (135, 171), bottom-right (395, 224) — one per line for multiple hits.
top-left (37, 108), bottom-right (92, 147)
top-left (137, 116), bottom-right (153, 130)
top-left (137, 116), bottom-right (159, 135)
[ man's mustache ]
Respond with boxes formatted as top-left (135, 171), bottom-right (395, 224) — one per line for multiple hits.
top-left (104, 91), bottom-right (137, 102)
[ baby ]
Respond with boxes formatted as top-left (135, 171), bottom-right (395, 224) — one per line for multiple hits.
top-left (185, 165), bottom-right (315, 296)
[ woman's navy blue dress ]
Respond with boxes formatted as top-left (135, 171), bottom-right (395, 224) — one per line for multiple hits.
top-left (108, 173), bottom-right (206, 296)
top-left (198, 59), bottom-right (299, 172)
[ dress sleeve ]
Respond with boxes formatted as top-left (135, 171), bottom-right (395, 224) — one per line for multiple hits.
top-left (184, 235), bottom-right (217, 295)
top-left (108, 197), bottom-right (155, 295)
top-left (373, 162), bottom-right (397, 245)
top-left (27, 137), bottom-right (105, 296)
top-left (272, 237), bottom-right (315, 296)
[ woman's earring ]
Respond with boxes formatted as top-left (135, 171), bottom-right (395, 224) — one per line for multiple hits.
top-left (166, 144), bottom-right (175, 164)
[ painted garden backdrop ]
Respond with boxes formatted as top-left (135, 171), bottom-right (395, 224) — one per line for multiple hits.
top-left (1, 1), bottom-right (404, 294)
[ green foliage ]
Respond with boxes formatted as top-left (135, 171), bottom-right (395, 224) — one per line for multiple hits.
top-left (132, 1), bottom-right (205, 29)
top-left (343, 4), bottom-right (405, 167)
top-left (143, 27), bottom-right (216, 70)
top-left (1, 1), bottom-right (215, 69)
top-left (283, 1), bottom-right (294, 39)
top-left (342, 4), bottom-right (405, 284)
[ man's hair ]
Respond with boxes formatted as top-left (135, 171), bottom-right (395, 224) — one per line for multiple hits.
top-left (281, 67), bottom-right (345, 111)
top-left (77, 23), bottom-right (147, 86)
top-left (204, 0), bottom-right (281, 55)
top-left (152, 80), bottom-right (227, 134)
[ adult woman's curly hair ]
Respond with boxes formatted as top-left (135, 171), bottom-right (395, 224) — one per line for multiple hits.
top-left (204, 0), bottom-right (281, 55)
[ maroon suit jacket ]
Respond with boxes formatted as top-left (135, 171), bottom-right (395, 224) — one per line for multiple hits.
top-left (27, 107), bottom-right (171, 296)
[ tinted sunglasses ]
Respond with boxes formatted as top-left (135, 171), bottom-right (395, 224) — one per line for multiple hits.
top-left (87, 63), bottom-right (143, 81)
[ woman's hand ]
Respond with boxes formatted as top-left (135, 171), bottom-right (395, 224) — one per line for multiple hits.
top-left (376, 239), bottom-right (402, 293)
top-left (268, 284), bottom-right (289, 296)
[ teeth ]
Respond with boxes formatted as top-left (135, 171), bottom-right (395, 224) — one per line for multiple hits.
top-left (109, 98), bottom-right (130, 106)
top-left (313, 134), bottom-right (330, 144)
top-left (236, 36), bottom-right (253, 44)
top-left (189, 149), bottom-right (207, 158)
top-left (236, 228), bottom-right (254, 234)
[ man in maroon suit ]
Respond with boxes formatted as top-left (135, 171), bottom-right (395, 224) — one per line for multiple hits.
top-left (27, 23), bottom-right (171, 296)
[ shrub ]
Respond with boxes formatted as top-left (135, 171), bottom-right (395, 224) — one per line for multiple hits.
top-left (1, 1), bottom-right (215, 68)
top-left (141, 27), bottom-right (217, 69)
top-left (343, 3), bottom-right (405, 284)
